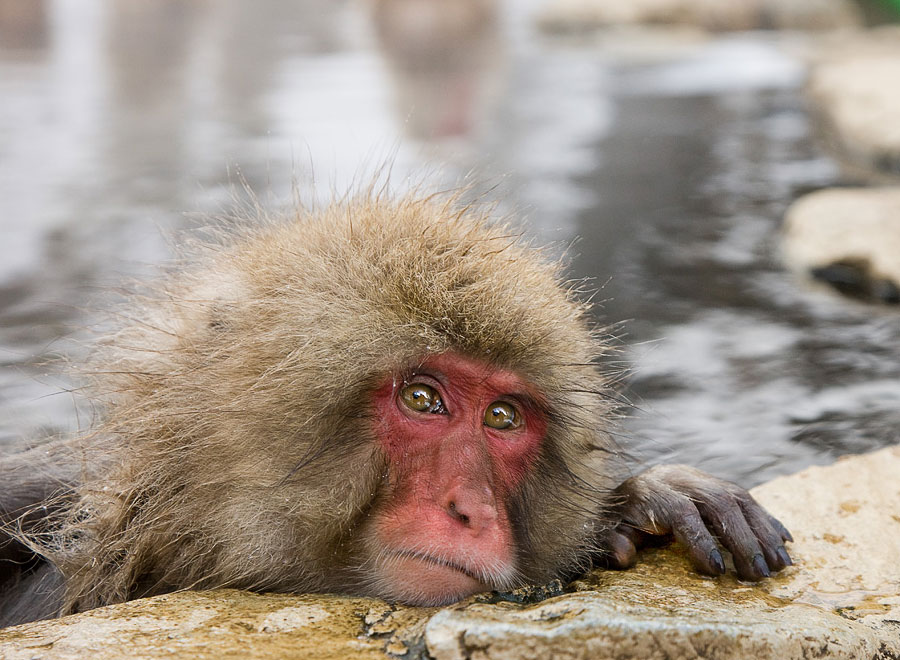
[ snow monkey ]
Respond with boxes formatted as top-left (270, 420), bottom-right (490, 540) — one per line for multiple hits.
top-left (0, 191), bottom-right (792, 627)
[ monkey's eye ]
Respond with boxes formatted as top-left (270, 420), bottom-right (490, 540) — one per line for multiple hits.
top-left (399, 383), bottom-right (444, 414)
top-left (484, 401), bottom-right (520, 430)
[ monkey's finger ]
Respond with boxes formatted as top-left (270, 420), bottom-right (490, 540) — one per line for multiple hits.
top-left (767, 512), bottom-right (793, 543)
top-left (695, 497), bottom-right (770, 581)
top-left (738, 497), bottom-right (793, 571)
top-left (657, 495), bottom-right (726, 577)
top-left (595, 528), bottom-right (637, 569)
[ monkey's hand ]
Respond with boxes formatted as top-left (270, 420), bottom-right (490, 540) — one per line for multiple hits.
top-left (597, 464), bottom-right (793, 581)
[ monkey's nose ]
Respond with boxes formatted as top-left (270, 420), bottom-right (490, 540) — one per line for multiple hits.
top-left (442, 486), bottom-right (498, 534)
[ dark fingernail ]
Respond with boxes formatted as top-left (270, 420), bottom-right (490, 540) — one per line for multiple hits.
top-left (784, 529), bottom-right (794, 543)
top-left (710, 549), bottom-right (726, 575)
top-left (752, 553), bottom-right (770, 579)
top-left (776, 546), bottom-right (792, 567)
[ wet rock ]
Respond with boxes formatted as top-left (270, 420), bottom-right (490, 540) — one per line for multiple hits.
top-left (752, 446), bottom-right (900, 641)
top-left (2, 447), bottom-right (899, 659)
top-left (0, 591), bottom-right (396, 660)
top-left (805, 27), bottom-right (900, 176)
top-left (536, 0), bottom-right (861, 34)
top-left (783, 187), bottom-right (900, 303)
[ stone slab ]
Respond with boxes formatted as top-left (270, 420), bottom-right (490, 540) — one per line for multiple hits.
top-left (805, 27), bottom-right (900, 176)
top-left (537, 0), bottom-right (861, 33)
top-left (783, 186), bottom-right (900, 299)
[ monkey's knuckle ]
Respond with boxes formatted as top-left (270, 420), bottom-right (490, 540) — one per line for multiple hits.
top-left (645, 464), bottom-right (689, 484)
top-left (727, 486), bottom-right (754, 504)
top-left (665, 494), bottom-right (701, 524)
top-left (699, 494), bottom-right (742, 523)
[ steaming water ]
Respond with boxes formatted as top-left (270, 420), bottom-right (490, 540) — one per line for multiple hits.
top-left (1, 0), bottom-right (897, 486)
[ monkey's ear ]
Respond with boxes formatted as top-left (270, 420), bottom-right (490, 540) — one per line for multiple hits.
top-left (603, 465), bottom-right (793, 581)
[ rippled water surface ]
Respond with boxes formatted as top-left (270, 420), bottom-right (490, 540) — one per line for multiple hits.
top-left (1, 0), bottom-right (898, 486)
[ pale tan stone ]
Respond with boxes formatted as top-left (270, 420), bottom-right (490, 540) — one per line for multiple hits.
top-left (537, 0), bottom-right (861, 33)
top-left (0, 590), bottom-right (391, 660)
top-left (806, 25), bottom-right (900, 64)
top-left (805, 27), bottom-right (900, 175)
top-left (424, 585), bottom-right (891, 660)
top-left (783, 187), bottom-right (900, 286)
top-left (754, 445), bottom-right (900, 634)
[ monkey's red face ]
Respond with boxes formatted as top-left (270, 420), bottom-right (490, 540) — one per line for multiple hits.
top-left (368, 353), bottom-right (546, 605)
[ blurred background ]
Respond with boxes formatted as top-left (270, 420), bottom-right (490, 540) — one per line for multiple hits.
top-left (1, 0), bottom-right (899, 485)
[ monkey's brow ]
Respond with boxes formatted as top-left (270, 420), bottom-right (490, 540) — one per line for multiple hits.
top-left (508, 391), bottom-right (545, 414)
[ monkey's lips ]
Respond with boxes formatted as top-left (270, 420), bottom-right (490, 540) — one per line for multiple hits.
top-left (379, 550), bottom-right (492, 605)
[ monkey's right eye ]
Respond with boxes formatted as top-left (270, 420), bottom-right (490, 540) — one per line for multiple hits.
top-left (399, 383), bottom-right (443, 413)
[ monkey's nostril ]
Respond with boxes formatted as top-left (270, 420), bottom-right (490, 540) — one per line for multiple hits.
top-left (447, 501), bottom-right (471, 525)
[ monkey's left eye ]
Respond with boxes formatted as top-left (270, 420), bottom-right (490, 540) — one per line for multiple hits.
top-left (484, 401), bottom-right (521, 430)
top-left (399, 383), bottom-right (444, 414)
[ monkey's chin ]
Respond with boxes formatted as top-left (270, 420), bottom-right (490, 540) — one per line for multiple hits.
top-left (377, 552), bottom-right (491, 606)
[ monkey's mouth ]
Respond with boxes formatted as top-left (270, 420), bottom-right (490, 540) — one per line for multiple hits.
top-left (393, 550), bottom-right (481, 582)
top-left (376, 549), bottom-right (497, 605)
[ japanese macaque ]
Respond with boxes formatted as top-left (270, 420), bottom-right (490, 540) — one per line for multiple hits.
top-left (0, 192), bottom-right (792, 628)
top-left (371, 0), bottom-right (504, 139)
